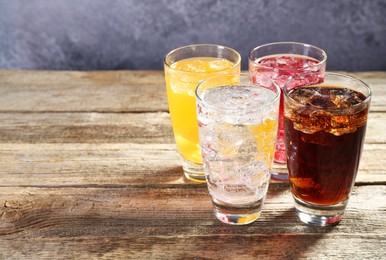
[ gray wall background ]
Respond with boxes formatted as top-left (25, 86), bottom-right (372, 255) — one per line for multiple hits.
top-left (0, 0), bottom-right (385, 71)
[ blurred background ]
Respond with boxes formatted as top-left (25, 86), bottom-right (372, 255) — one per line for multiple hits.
top-left (0, 0), bottom-right (385, 71)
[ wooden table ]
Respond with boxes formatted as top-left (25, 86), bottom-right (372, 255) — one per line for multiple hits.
top-left (0, 70), bottom-right (385, 259)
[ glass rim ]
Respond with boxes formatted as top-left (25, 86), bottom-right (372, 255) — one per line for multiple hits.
top-left (163, 44), bottom-right (241, 74)
top-left (283, 72), bottom-right (372, 112)
top-left (195, 73), bottom-right (281, 111)
top-left (249, 41), bottom-right (327, 70)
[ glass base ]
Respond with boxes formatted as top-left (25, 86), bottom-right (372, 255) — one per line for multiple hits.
top-left (270, 171), bottom-right (288, 181)
top-left (293, 195), bottom-right (348, 226)
top-left (211, 197), bottom-right (264, 225)
top-left (271, 161), bottom-right (288, 181)
top-left (274, 146), bottom-right (286, 164)
top-left (182, 159), bottom-right (206, 183)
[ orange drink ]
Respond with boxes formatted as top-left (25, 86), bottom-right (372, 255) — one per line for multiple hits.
top-left (164, 45), bottom-right (241, 182)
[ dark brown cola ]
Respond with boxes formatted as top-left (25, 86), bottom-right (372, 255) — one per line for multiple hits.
top-left (285, 86), bottom-right (369, 205)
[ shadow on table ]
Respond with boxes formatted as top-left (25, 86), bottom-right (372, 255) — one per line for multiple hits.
top-left (205, 207), bottom-right (337, 259)
top-left (265, 208), bottom-right (336, 259)
top-left (200, 181), bottom-right (338, 259)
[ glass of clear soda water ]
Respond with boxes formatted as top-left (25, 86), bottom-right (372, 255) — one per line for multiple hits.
top-left (195, 73), bottom-right (280, 225)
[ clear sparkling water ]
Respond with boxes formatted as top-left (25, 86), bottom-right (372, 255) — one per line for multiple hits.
top-left (197, 85), bottom-right (278, 205)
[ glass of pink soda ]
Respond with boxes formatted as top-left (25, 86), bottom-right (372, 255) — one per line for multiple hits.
top-left (249, 42), bottom-right (327, 181)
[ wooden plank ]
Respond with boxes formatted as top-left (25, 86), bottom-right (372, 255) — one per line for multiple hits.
top-left (0, 70), bottom-right (168, 112)
top-left (356, 143), bottom-right (386, 183)
top-left (0, 111), bottom-right (384, 144)
top-left (366, 112), bottom-right (386, 144)
top-left (0, 235), bottom-right (384, 259)
top-left (0, 143), bottom-right (384, 187)
top-left (0, 71), bottom-right (384, 112)
top-left (0, 112), bottom-right (174, 144)
top-left (0, 185), bottom-right (385, 259)
top-left (0, 143), bottom-right (183, 187)
top-left (352, 71), bottom-right (386, 112)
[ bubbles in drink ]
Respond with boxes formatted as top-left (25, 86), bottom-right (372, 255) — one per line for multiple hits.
top-left (167, 57), bottom-right (235, 95)
top-left (171, 57), bottom-right (234, 73)
top-left (199, 85), bottom-right (277, 123)
top-left (286, 86), bottom-right (368, 136)
top-left (257, 55), bottom-right (319, 70)
top-left (250, 54), bottom-right (324, 87)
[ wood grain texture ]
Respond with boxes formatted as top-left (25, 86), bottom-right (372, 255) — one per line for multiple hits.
top-left (0, 70), bottom-right (168, 112)
top-left (0, 143), bottom-right (384, 187)
top-left (0, 71), bottom-right (384, 112)
top-left (0, 111), bottom-right (384, 144)
top-left (0, 70), bottom-right (384, 259)
top-left (352, 71), bottom-right (386, 112)
top-left (0, 185), bottom-right (385, 259)
top-left (0, 112), bottom-right (174, 144)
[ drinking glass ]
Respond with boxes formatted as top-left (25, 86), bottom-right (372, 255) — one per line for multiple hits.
top-left (249, 42), bottom-right (327, 180)
top-left (164, 44), bottom-right (241, 182)
top-left (196, 73), bottom-right (280, 225)
top-left (284, 72), bottom-right (371, 226)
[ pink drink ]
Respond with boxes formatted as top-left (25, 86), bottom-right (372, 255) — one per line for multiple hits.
top-left (249, 54), bottom-right (325, 166)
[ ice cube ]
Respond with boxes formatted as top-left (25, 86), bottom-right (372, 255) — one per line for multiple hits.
top-left (237, 160), bottom-right (270, 200)
top-left (300, 131), bottom-right (334, 146)
top-left (206, 159), bottom-right (236, 185)
top-left (310, 95), bottom-right (335, 108)
top-left (330, 115), bottom-right (350, 128)
top-left (291, 177), bottom-right (322, 195)
top-left (201, 122), bottom-right (258, 167)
